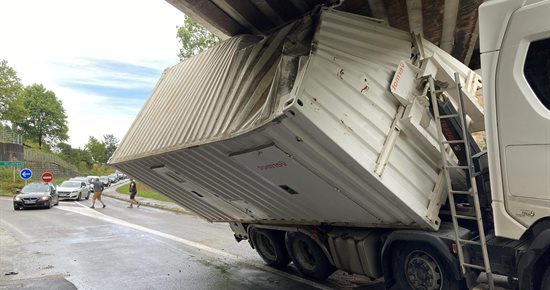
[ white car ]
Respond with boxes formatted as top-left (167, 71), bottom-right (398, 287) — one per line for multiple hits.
top-left (70, 177), bottom-right (93, 193)
top-left (57, 180), bottom-right (90, 200)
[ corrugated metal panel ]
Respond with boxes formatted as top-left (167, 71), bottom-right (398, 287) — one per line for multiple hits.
top-left (112, 10), bottom-right (481, 230)
top-left (111, 19), bottom-right (312, 164)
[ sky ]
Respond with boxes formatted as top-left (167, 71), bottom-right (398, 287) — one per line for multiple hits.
top-left (0, 0), bottom-right (184, 148)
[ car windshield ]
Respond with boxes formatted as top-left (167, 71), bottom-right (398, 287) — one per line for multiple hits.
top-left (100, 177), bottom-right (108, 181)
top-left (22, 183), bottom-right (48, 192)
top-left (60, 181), bottom-right (81, 187)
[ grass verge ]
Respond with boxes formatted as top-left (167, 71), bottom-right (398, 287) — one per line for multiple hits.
top-left (116, 183), bottom-right (172, 202)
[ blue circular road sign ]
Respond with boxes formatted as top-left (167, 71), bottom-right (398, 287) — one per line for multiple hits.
top-left (20, 168), bottom-right (32, 180)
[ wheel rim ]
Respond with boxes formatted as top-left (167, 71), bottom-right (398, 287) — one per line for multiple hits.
top-left (294, 240), bottom-right (317, 271)
top-left (404, 251), bottom-right (442, 290)
top-left (256, 233), bottom-right (277, 261)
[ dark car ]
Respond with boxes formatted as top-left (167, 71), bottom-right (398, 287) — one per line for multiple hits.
top-left (99, 176), bottom-right (111, 187)
top-left (13, 182), bottom-right (59, 210)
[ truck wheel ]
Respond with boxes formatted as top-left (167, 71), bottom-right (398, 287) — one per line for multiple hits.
top-left (392, 242), bottom-right (461, 290)
top-left (285, 232), bottom-right (336, 280)
top-left (251, 229), bottom-right (290, 267)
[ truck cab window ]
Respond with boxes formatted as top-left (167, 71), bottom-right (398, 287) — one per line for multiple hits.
top-left (524, 38), bottom-right (550, 110)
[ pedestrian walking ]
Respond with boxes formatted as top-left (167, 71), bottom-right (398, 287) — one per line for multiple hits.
top-left (90, 177), bottom-right (106, 209)
top-left (128, 178), bottom-right (141, 208)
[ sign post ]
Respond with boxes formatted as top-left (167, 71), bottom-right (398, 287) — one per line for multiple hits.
top-left (19, 168), bottom-right (32, 185)
top-left (41, 171), bottom-right (53, 183)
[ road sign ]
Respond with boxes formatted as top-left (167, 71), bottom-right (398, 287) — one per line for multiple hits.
top-left (20, 168), bottom-right (32, 180)
top-left (41, 171), bottom-right (53, 183)
top-left (0, 161), bottom-right (23, 167)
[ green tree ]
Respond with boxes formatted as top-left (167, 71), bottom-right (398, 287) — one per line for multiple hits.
top-left (13, 84), bottom-right (68, 149)
top-left (177, 16), bottom-right (220, 61)
top-left (0, 60), bottom-right (24, 121)
top-left (103, 134), bottom-right (118, 162)
top-left (57, 142), bottom-right (93, 166)
top-left (85, 136), bottom-right (106, 164)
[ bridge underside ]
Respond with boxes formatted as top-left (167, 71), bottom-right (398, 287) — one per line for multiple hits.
top-left (166, 0), bottom-right (482, 67)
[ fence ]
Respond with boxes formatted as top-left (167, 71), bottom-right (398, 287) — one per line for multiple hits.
top-left (0, 127), bottom-right (22, 145)
top-left (0, 127), bottom-right (79, 177)
top-left (24, 149), bottom-right (79, 177)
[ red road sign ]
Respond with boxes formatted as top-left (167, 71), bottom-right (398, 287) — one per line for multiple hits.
top-left (41, 171), bottom-right (53, 183)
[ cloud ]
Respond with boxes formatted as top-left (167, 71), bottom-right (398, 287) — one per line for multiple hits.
top-left (57, 58), bottom-right (161, 100)
top-left (0, 0), bottom-right (184, 148)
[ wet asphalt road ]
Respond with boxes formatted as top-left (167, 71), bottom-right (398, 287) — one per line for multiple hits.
top-left (0, 195), bottom-right (387, 290)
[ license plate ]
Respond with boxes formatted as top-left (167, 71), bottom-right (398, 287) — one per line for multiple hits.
top-left (24, 200), bottom-right (36, 204)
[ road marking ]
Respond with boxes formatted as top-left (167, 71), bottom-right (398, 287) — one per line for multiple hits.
top-left (0, 219), bottom-right (33, 242)
top-left (59, 203), bottom-right (332, 290)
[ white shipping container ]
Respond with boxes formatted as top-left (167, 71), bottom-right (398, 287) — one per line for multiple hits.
top-left (110, 9), bottom-right (482, 230)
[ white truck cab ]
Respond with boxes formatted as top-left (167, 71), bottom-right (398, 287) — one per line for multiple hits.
top-left (480, 0), bottom-right (550, 239)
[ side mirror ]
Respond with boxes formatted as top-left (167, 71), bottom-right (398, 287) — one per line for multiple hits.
top-left (15, 189), bottom-right (21, 194)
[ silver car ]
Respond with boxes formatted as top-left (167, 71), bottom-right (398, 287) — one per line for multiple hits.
top-left (57, 180), bottom-right (90, 200)
top-left (70, 177), bottom-right (93, 193)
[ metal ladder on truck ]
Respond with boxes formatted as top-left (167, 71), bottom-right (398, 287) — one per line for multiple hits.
top-left (428, 73), bottom-right (495, 290)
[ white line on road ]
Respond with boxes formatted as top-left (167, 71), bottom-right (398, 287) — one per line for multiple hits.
top-left (0, 219), bottom-right (33, 242)
top-left (58, 202), bottom-right (332, 290)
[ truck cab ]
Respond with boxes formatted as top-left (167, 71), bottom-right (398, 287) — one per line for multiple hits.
top-left (480, 0), bottom-right (550, 241)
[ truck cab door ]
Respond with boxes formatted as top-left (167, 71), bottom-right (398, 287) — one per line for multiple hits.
top-left (497, 1), bottom-right (550, 227)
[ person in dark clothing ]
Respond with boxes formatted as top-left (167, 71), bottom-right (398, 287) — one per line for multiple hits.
top-left (90, 178), bottom-right (106, 209)
top-left (128, 178), bottom-right (141, 208)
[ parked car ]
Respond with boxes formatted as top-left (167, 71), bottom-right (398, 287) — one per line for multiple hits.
top-left (99, 176), bottom-right (111, 187)
top-left (13, 182), bottom-right (59, 210)
top-left (57, 180), bottom-right (90, 200)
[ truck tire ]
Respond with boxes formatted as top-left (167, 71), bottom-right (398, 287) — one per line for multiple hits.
top-left (251, 229), bottom-right (291, 267)
top-left (392, 242), bottom-right (461, 290)
top-left (285, 232), bottom-right (336, 280)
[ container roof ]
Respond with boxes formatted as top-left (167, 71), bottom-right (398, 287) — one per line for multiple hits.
top-left (165, 0), bottom-right (482, 67)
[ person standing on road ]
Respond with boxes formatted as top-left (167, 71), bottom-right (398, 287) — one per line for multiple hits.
top-left (128, 178), bottom-right (141, 208)
top-left (90, 178), bottom-right (106, 209)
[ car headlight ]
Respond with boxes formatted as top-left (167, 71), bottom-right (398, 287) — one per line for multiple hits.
top-left (41, 196), bottom-right (50, 201)
top-left (14, 196), bottom-right (21, 201)
top-left (72, 190), bottom-right (79, 193)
